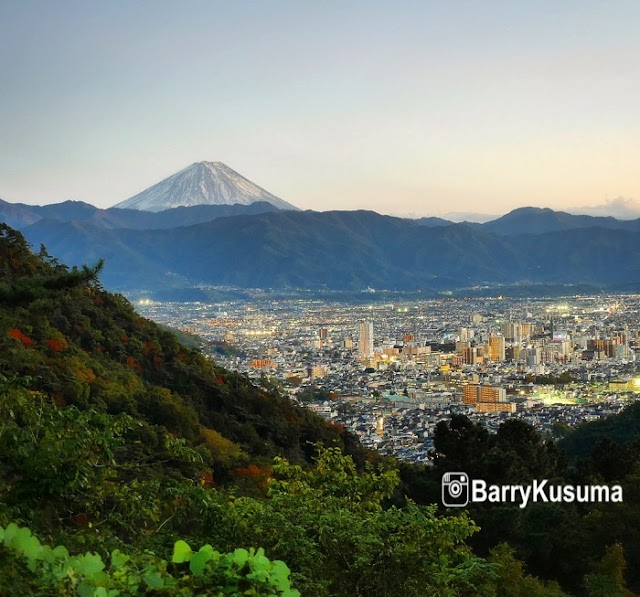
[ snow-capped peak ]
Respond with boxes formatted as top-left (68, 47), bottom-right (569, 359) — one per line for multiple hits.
top-left (113, 162), bottom-right (297, 212)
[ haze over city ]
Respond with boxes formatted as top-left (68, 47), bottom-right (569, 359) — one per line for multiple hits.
top-left (2, 0), bottom-right (639, 219)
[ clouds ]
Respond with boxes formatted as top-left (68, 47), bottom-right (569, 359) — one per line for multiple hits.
top-left (572, 197), bottom-right (640, 220)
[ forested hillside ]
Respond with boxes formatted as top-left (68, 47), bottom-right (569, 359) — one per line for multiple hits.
top-left (399, 411), bottom-right (640, 595)
top-left (0, 223), bottom-right (355, 473)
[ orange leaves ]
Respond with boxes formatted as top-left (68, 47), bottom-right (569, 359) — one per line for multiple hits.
top-left (234, 464), bottom-right (270, 478)
top-left (8, 328), bottom-right (69, 353)
top-left (8, 327), bottom-right (33, 347)
top-left (7, 328), bottom-right (20, 340)
top-left (126, 356), bottom-right (143, 373)
top-left (233, 464), bottom-right (272, 494)
top-left (47, 338), bottom-right (68, 352)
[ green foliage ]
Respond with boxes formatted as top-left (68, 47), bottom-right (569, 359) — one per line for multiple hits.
top-left (208, 447), bottom-right (492, 596)
top-left (158, 325), bottom-right (203, 351)
top-left (400, 412), bottom-right (640, 594)
top-left (0, 522), bottom-right (299, 596)
top-left (585, 544), bottom-right (634, 597)
top-left (483, 543), bottom-right (567, 596)
top-left (560, 402), bottom-right (640, 461)
top-left (269, 446), bottom-right (398, 511)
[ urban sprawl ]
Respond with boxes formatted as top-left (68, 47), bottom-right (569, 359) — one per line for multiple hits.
top-left (137, 294), bottom-right (640, 463)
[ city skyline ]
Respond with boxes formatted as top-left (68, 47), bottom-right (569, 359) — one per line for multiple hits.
top-left (1, 1), bottom-right (639, 219)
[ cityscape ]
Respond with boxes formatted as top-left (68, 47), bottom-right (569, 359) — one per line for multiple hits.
top-left (137, 292), bottom-right (640, 463)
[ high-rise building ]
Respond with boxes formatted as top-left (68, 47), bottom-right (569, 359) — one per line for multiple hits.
top-left (489, 335), bottom-right (506, 362)
top-left (501, 321), bottom-right (522, 342)
top-left (359, 321), bottom-right (374, 358)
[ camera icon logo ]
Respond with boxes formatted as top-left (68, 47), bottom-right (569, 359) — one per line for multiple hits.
top-left (442, 472), bottom-right (470, 507)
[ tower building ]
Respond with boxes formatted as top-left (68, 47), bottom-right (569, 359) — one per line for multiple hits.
top-left (359, 321), bottom-right (374, 358)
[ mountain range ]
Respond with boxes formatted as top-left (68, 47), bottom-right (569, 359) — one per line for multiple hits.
top-left (3, 159), bottom-right (640, 294)
top-left (416, 207), bottom-right (640, 234)
top-left (0, 198), bottom-right (280, 230)
top-left (15, 207), bottom-right (640, 293)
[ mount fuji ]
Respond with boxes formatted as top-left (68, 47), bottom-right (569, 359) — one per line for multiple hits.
top-left (113, 161), bottom-right (298, 212)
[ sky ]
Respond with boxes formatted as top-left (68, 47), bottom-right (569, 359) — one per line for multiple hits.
top-left (1, 0), bottom-right (639, 220)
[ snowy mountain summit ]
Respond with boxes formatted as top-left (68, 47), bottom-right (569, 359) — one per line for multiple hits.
top-left (114, 162), bottom-right (297, 212)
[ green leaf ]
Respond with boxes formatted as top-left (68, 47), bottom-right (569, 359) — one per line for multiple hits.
top-left (252, 554), bottom-right (270, 572)
top-left (232, 548), bottom-right (249, 568)
top-left (53, 545), bottom-right (69, 559)
top-left (77, 583), bottom-right (95, 597)
top-left (110, 549), bottom-right (129, 568)
top-left (270, 561), bottom-right (292, 589)
top-left (172, 539), bottom-right (193, 563)
top-left (74, 552), bottom-right (106, 578)
top-left (142, 571), bottom-right (165, 589)
top-left (3, 522), bottom-right (18, 546)
top-left (11, 527), bottom-right (41, 562)
top-left (189, 549), bottom-right (213, 577)
top-left (41, 545), bottom-right (56, 564)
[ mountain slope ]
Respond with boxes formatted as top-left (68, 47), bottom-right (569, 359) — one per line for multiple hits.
top-left (0, 198), bottom-right (45, 228)
top-left (114, 161), bottom-right (298, 212)
top-left (23, 210), bottom-right (520, 290)
top-left (23, 209), bottom-right (640, 291)
top-left (0, 223), bottom-right (353, 469)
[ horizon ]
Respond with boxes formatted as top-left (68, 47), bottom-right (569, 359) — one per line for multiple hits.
top-left (1, 1), bottom-right (639, 219)
top-left (4, 190), bottom-right (640, 223)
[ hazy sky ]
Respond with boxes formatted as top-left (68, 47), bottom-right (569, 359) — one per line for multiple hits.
top-left (1, 0), bottom-right (639, 219)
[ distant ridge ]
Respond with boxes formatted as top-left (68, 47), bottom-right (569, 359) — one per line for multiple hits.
top-left (22, 209), bottom-right (640, 292)
top-left (0, 198), bottom-right (279, 230)
top-left (113, 161), bottom-right (298, 212)
top-left (479, 206), bottom-right (640, 236)
top-left (3, 195), bottom-right (640, 292)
